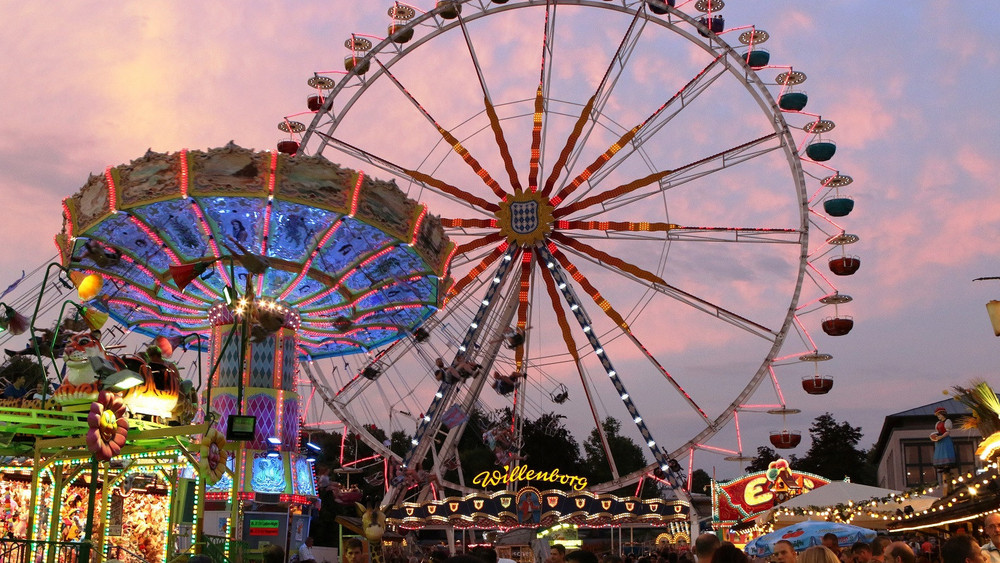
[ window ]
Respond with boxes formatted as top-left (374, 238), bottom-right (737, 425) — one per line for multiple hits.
top-left (901, 438), bottom-right (979, 487)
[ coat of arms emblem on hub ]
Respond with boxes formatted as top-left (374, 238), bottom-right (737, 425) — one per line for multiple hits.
top-left (496, 192), bottom-right (554, 246)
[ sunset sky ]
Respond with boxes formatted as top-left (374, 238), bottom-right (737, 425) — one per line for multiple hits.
top-left (1, 1), bottom-right (999, 480)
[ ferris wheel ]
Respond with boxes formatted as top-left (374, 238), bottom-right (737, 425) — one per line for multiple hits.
top-left (279, 0), bottom-right (858, 503)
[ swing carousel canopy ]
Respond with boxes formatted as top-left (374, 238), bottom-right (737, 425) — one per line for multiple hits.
top-left (55, 144), bottom-right (454, 359)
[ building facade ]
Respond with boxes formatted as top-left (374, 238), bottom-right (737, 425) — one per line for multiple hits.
top-left (872, 398), bottom-right (982, 491)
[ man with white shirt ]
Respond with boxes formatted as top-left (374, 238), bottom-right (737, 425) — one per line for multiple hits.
top-left (982, 514), bottom-right (1000, 563)
top-left (298, 536), bottom-right (317, 563)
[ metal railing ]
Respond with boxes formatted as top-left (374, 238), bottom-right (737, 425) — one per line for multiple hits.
top-left (0, 538), bottom-right (83, 563)
top-left (202, 535), bottom-right (250, 563)
top-left (106, 543), bottom-right (155, 562)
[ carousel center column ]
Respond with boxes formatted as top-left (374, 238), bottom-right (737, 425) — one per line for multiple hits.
top-left (207, 300), bottom-right (303, 550)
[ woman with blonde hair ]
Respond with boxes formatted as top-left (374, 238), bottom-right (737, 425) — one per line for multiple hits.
top-left (800, 547), bottom-right (840, 563)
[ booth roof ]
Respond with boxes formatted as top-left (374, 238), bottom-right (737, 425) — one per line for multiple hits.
top-left (777, 481), bottom-right (905, 509)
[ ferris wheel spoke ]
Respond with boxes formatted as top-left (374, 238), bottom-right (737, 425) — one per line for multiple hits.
top-left (314, 131), bottom-right (498, 214)
top-left (545, 243), bottom-right (629, 329)
top-left (429, 275), bottom-right (524, 491)
top-left (536, 244), bottom-right (686, 492)
top-left (545, 242), bottom-right (726, 429)
top-left (558, 243), bottom-right (780, 341)
top-left (454, 14), bottom-right (524, 194)
top-left (560, 221), bottom-right (801, 245)
top-left (549, 231), bottom-right (666, 288)
top-left (549, 52), bottom-right (728, 207)
top-left (552, 241), bottom-right (709, 428)
top-left (540, 94), bottom-right (597, 198)
top-left (528, 0), bottom-right (558, 191)
top-left (442, 217), bottom-right (497, 229)
top-left (662, 226), bottom-right (801, 244)
top-left (445, 241), bottom-right (510, 301)
top-left (554, 132), bottom-right (779, 218)
top-left (538, 262), bottom-right (619, 479)
top-left (486, 95), bottom-right (525, 194)
top-left (406, 168), bottom-right (501, 214)
top-left (392, 246), bottom-right (521, 502)
top-left (372, 59), bottom-right (509, 200)
top-left (575, 55), bottom-right (730, 195)
top-left (543, 10), bottom-right (668, 195)
top-left (514, 253), bottom-right (533, 369)
top-left (449, 246), bottom-right (500, 270)
top-left (529, 84), bottom-right (545, 190)
top-left (453, 232), bottom-right (506, 258)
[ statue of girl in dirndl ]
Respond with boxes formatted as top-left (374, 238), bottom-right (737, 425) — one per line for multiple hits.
top-left (931, 406), bottom-right (956, 491)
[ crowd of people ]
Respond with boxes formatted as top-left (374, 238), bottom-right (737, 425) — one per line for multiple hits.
top-left (663, 522), bottom-right (1000, 563)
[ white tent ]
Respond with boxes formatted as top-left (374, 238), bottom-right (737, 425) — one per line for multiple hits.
top-left (767, 481), bottom-right (938, 528)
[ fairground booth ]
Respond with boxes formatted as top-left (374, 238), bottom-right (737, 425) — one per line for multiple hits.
top-left (384, 485), bottom-right (692, 558)
top-left (711, 459), bottom-right (830, 544)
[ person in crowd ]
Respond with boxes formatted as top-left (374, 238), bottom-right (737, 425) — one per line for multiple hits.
top-left (471, 546), bottom-right (498, 563)
top-left (262, 545), bottom-right (285, 563)
top-left (567, 550), bottom-right (600, 563)
top-left (822, 534), bottom-right (842, 562)
top-left (872, 538), bottom-right (891, 563)
top-left (885, 542), bottom-right (916, 563)
top-left (299, 536), bottom-right (318, 563)
top-left (942, 535), bottom-right (987, 563)
top-left (801, 547), bottom-right (840, 563)
top-left (983, 514), bottom-right (1000, 563)
top-left (852, 542), bottom-right (872, 563)
top-left (550, 545), bottom-right (567, 563)
top-left (31, 379), bottom-right (51, 400)
top-left (921, 538), bottom-right (934, 561)
top-left (710, 543), bottom-right (747, 563)
top-left (2, 375), bottom-right (29, 399)
top-left (775, 540), bottom-right (797, 563)
top-left (694, 534), bottom-right (721, 563)
top-left (345, 537), bottom-right (367, 563)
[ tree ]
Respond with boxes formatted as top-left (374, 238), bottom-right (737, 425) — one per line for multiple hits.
top-left (583, 417), bottom-right (655, 497)
top-left (690, 468), bottom-right (712, 495)
top-left (519, 412), bottom-right (585, 486)
top-left (795, 413), bottom-right (875, 484)
top-left (745, 446), bottom-right (797, 473)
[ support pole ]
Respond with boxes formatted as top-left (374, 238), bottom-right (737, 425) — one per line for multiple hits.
top-left (26, 438), bottom-right (41, 562)
top-left (80, 456), bottom-right (100, 563)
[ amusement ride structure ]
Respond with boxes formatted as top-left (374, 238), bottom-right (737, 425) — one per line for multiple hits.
top-left (274, 0), bottom-right (860, 506)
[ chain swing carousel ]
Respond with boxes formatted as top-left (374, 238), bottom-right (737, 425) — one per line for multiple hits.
top-left (0, 143), bottom-right (452, 562)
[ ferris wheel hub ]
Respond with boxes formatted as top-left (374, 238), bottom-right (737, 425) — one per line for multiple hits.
top-left (495, 191), bottom-right (555, 246)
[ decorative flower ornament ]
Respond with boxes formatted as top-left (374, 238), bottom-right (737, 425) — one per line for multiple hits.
top-left (200, 427), bottom-right (229, 484)
top-left (86, 390), bottom-right (129, 461)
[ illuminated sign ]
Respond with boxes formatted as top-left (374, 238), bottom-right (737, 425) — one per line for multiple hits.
top-left (711, 459), bottom-right (829, 524)
top-left (249, 518), bottom-right (280, 536)
top-left (227, 415), bottom-right (256, 441)
top-left (473, 465), bottom-right (588, 491)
